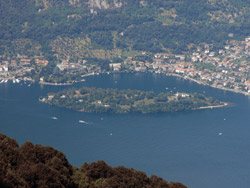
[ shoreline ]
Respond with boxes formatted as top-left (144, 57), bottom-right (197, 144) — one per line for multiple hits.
top-left (194, 102), bottom-right (229, 110)
top-left (39, 79), bottom-right (87, 86)
top-left (6, 71), bottom-right (250, 97)
top-left (166, 73), bottom-right (250, 96)
top-left (39, 81), bottom-right (73, 86)
top-left (38, 72), bottom-right (95, 86)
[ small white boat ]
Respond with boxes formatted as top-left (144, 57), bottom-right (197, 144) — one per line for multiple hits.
top-left (51, 117), bottom-right (58, 120)
top-left (28, 84), bottom-right (31, 87)
top-left (0, 80), bottom-right (4, 83)
top-left (218, 133), bottom-right (222, 136)
top-left (4, 80), bottom-right (8, 83)
top-left (110, 133), bottom-right (113, 136)
top-left (16, 79), bottom-right (20, 83)
top-left (79, 120), bottom-right (87, 124)
top-left (13, 80), bottom-right (16, 83)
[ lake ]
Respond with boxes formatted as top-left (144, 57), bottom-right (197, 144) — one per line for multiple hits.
top-left (1, 73), bottom-right (250, 188)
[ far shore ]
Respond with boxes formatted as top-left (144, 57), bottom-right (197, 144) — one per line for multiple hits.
top-left (5, 71), bottom-right (250, 97)
top-left (39, 79), bottom-right (86, 86)
top-left (38, 72), bottom-right (95, 86)
top-left (166, 73), bottom-right (250, 96)
top-left (39, 81), bottom-right (73, 86)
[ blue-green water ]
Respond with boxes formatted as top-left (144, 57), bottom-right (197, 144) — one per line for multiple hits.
top-left (1, 73), bottom-right (250, 188)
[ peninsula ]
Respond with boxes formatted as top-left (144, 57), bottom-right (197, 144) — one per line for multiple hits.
top-left (41, 87), bottom-right (226, 113)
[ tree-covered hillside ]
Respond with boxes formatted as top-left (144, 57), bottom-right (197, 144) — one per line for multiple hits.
top-left (0, 132), bottom-right (187, 188)
top-left (1, 0), bottom-right (250, 59)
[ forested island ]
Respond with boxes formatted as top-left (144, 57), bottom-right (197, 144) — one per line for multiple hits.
top-left (0, 132), bottom-right (187, 188)
top-left (41, 87), bottom-right (225, 113)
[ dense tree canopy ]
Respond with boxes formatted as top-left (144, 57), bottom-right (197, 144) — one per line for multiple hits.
top-left (43, 87), bottom-right (223, 113)
top-left (1, 0), bottom-right (250, 57)
top-left (0, 132), bottom-right (187, 188)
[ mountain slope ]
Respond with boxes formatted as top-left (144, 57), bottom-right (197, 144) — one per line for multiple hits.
top-left (1, 0), bottom-right (250, 59)
top-left (0, 132), bottom-right (187, 188)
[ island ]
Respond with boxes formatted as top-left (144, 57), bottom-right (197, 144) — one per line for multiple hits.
top-left (40, 87), bottom-right (226, 113)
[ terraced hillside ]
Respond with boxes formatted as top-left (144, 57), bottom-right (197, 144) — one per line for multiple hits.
top-left (1, 0), bottom-right (250, 60)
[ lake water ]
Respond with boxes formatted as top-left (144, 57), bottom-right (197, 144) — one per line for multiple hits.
top-left (1, 73), bottom-right (250, 188)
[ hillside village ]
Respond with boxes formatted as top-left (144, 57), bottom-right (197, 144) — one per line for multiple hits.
top-left (122, 35), bottom-right (250, 95)
top-left (1, 36), bottom-right (250, 94)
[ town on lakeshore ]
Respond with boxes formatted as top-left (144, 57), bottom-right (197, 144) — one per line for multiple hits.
top-left (1, 36), bottom-right (250, 95)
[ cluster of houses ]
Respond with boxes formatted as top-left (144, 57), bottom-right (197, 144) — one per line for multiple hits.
top-left (0, 55), bottom-right (53, 81)
top-left (0, 55), bottom-right (94, 82)
top-left (56, 59), bottom-right (100, 73)
top-left (1, 36), bottom-right (250, 94)
top-left (117, 36), bottom-right (250, 94)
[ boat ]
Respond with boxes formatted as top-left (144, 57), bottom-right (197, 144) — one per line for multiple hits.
top-left (51, 117), bottom-right (58, 120)
top-left (79, 120), bottom-right (87, 124)
top-left (4, 80), bottom-right (8, 83)
top-left (13, 80), bottom-right (16, 83)
top-left (16, 79), bottom-right (20, 83)
top-left (39, 97), bottom-right (46, 102)
top-left (0, 80), bottom-right (4, 83)
top-left (218, 133), bottom-right (223, 136)
top-left (110, 133), bottom-right (113, 136)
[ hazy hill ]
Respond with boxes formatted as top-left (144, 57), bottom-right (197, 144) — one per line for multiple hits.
top-left (1, 0), bottom-right (250, 59)
top-left (0, 132), bottom-right (187, 188)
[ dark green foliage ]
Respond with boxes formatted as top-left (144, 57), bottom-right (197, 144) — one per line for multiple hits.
top-left (44, 87), bottom-right (223, 113)
top-left (0, 132), bottom-right (187, 188)
top-left (0, 133), bottom-right (76, 188)
top-left (89, 31), bottom-right (114, 50)
top-left (133, 55), bottom-right (153, 63)
top-left (79, 160), bottom-right (188, 188)
top-left (85, 58), bottom-right (111, 71)
top-left (1, 0), bottom-right (250, 57)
